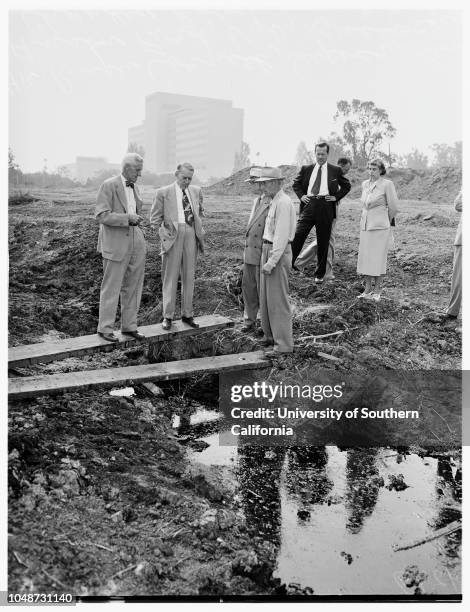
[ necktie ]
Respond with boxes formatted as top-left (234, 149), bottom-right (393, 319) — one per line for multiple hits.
top-left (310, 165), bottom-right (323, 196)
top-left (182, 190), bottom-right (194, 226)
top-left (125, 180), bottom-right (134, 188)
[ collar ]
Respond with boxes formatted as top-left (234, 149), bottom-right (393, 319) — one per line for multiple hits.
top-left (122, 174), bottom-right (137, 188)
top-left (174, 182), bottom-right (188, 194)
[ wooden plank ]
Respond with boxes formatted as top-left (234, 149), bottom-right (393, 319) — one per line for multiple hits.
top-left (8, 351), bottom-right (270, 400)
top-left (8, 315), bottom-right (234, 368)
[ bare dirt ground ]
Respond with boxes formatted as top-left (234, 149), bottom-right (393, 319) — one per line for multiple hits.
top-left (8, 184), bottom-right (461, 598)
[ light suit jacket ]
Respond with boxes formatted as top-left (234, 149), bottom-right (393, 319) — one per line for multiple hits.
top-left (359, 178), bottom-right (399, 231)
top-left (244, 195), bottom-right (271, 265)
top-left (262, 189), bottom-right (296, 272)
top-left (95, 175), bottom-right (145, 262)
top-left (150, 183), bottom-right (205, 254)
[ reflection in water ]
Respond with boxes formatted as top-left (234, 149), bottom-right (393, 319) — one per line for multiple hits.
top-left (189, 432), bottom-right (461, 596)
top-left (284, 446), bottom-right (333, 507)
top-left (237, 445), bottom-right (286, 543)
top-left (345, 448), bottom-right (380, 534)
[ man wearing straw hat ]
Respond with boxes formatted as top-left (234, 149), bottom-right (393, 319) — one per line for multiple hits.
top-left (241, 167), bottom-right (271, 334)
top-left (255, 167), bottom-right (296, 356)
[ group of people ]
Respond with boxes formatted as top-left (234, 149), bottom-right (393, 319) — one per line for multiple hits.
top-left (240, 141), bottom-right (402, 355)
top-left (94, 144), bottom-right (461, 355)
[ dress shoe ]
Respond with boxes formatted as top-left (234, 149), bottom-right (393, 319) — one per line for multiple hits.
top-left (98, 331), bottom-right (119, 343)
top-left (123, 330), bottom-right (146, 340)
top-left (182, 316), bottom-right (199, 328)
top-left (241, 323), bottom-right (255, 333)
top-left (162, 318), bottom-right (172, 331)
top-left (314, 276), bottom-right (324, 284)
top-left (264, 349), bottom-right (287, 359)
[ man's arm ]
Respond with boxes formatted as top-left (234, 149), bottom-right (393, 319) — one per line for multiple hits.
top-left (292, 166), bottom-right (307, 201)
top-left (95, 181), bottom-right (130, 226)
top-left (335, 168), bottom-right (351, 202)
top-left (150, 189), bottom-right (165, 228)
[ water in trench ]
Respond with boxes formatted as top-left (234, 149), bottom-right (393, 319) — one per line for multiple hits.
top-left (181, 407), bottom-right (461, 597)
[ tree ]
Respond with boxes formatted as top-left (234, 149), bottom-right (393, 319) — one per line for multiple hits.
top-left (8, 147), bottom-right (22, 186)
top-left (128, 141), bottom-right (145, 157)
top-left (233, 141), bottom-right (251, 173)
top-left (430, 141), bottom-right (462, 168)
top-left (57, 165), bottom-right (71, 178)
top-left (403, 148), bottom-right (429, 171)
top-left (334, 99), bottom-right (396, 166)
top-left (294, 141), bottom-right (313, 166)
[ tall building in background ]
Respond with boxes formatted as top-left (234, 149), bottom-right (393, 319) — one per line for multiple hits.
top-left (128, 92), bottom-right (244, 179)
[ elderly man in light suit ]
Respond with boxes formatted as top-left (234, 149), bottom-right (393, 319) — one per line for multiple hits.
top-left (257, 167), bottom-right (297, 356)
top-left (150, 163), bottom-right (205, 331)
top-left (95, 153), bottom-right (147, 342)
top-left (241, 167), bottom-right (270, 334)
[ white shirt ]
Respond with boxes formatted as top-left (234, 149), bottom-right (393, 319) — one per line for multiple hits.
top-left (174, 183), bottom-right (193, 224)
top-left (121, 174), bottom-right (137, 215)
top-left (307, 163), bottom-right (329, 196)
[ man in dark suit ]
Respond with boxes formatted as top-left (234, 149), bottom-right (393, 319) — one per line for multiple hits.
top-left (291, 142), bottom-right (351, 282)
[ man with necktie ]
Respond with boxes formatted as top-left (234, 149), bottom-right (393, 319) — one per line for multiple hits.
top-left (294, 157), bottom-right (352, 280)
top-left (95, 153), bottom-right (147, 342)
top-left (241, 166), bottom-right (271, 334)
top-left (150, 163), bottom-right (205, 331)
top-left (291, 142), bottom-right (351, 283)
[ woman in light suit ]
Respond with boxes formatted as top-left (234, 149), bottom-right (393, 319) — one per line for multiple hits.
top-left (357, 159), bottom-right (398, 301)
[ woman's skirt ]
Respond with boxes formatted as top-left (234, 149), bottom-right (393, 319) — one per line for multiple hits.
top-left (357, 228), bottom-right (391, 276)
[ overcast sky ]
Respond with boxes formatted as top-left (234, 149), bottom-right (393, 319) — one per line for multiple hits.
top-left (9, 9), bottom-right (462, 172)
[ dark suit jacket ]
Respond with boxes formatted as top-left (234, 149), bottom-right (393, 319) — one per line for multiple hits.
top-left (293, 163), bottom-right (351, 216)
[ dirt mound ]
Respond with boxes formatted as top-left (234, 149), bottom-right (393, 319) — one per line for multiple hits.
top-left (206, 165), bottom-right (461, 204)
top-left (206, 166), bottom-right (299, 197)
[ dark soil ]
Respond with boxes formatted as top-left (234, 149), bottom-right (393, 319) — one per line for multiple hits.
top-left (8, 187), bottom-right (461, 596)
